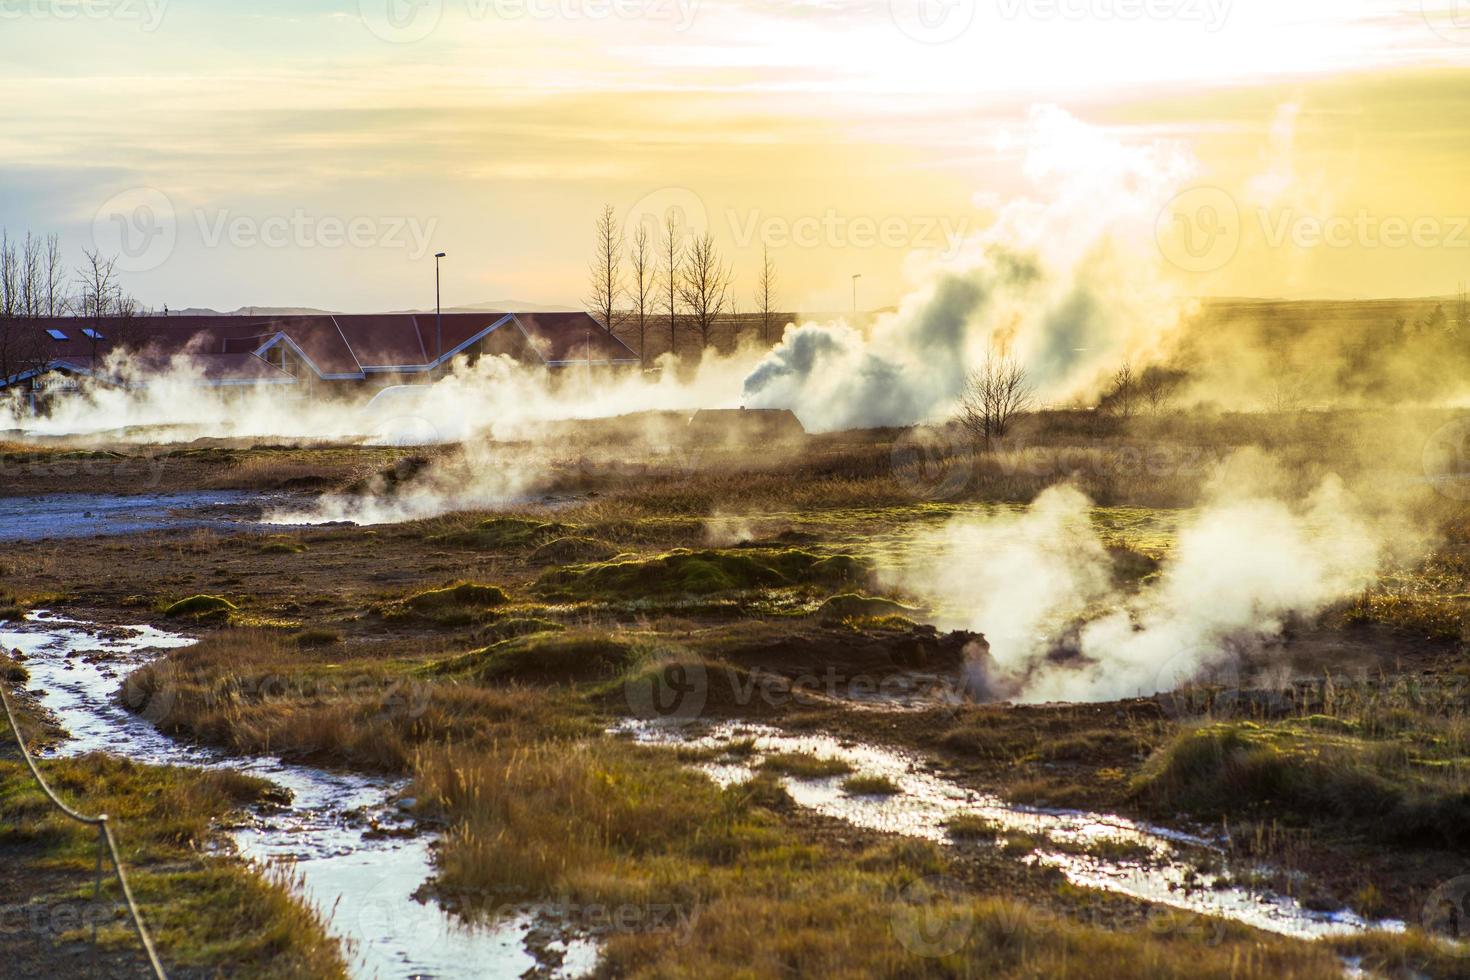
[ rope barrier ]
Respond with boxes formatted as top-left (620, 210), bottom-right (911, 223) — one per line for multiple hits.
top-left (0, 676), bottom-right (169, 980)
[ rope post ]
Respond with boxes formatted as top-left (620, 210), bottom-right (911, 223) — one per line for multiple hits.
top-left (0, 677), bottom-right (168, 980)
top-left (94, 821), bottom-right (105, 979)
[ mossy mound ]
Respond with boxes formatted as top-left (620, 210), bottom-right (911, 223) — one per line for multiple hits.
top-left (474, 617), bottom-right (567, 645)
top-left (259, 539), bottom-right (308, 555)
top-left (815, 594), bottom-right (921, 624)
top-left (434, 518), bottom-right (576, 551)
top-left (404, 582), bottom-right (510, 612)
top-left (533, 548), bottom-right (869, 601)
top-left (163, 595), bottom-right (238, 619)
top-left (1133, 722), bottom-right (1470, 847)
top-left (430, 631), bottom-right (638, 685)
top-left (1108, 544), bottom-right (1160, 585)
top-left (344, 454), bottom-right (431, 496)
top-left (530, 536), bottom-right (619, 565)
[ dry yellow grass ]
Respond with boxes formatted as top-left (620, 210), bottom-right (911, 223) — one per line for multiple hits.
top-left (125, 631), bottom-right (594, 771)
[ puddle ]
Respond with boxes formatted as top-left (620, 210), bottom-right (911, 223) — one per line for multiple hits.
top-left (616, 719), bottom-right (1406, 943)
top-left (2, 612), bottom-right (599, 979)
top-left (0, 492), bottom-right (283, 542)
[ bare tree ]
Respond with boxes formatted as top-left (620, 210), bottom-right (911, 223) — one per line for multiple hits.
top-left (678, 231), bottom-right (732, 358)
top-left (585, 204), bottom-right (623, 338)
top-left (1103, 359), bottom-right (1137, 420)
top-left (43, 234), bottom-right (66, 315)
top-left (755, 244), bottom-right (777, 347)
top-left (76, 247), bottom-right (139, 369)
top-left (0, 231), bottom-right (78, 397)
top-left (628, 222), bottom-right (655, 368)
top-left (0, 232), bottom-right (28, 387)
top-left (1138, 365), bottom-right (1184, 416)
top-left (662, 212), bottom-right (682, 362)
top-left (0, 231), bottom-right (17, 320)
top-left (19, 232), bottom-right (41, 317)
top-left (957, 350), bottom-right (1035, 450)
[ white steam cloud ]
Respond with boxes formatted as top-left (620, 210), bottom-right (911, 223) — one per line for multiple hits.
top-left (892, 452), bottom-right (1387, 703)
top-left (742, 105), bottom-right (1196, 431)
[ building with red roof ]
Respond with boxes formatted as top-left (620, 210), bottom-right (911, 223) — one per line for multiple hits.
top-left (0, 312), bottom-right (640, 406)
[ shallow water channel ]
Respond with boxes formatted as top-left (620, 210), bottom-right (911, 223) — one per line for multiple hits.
top-left (4, 610), bottom-right (1410, 976)
top-left (0, 492), bottom-right (277, 542)
top-left (615, 719), bottom-right (1407, 942)
top-left (2, 612), bottom-right (597, 979)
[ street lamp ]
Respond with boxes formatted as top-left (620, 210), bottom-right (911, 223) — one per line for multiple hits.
top-left (851, 273), bottom-right (862, 322)
top-left (434, 252), bottom-right (447, 366)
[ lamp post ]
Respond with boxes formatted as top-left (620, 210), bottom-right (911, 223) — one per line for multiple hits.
top-left (851, 273), bottom-right (862, 322)
top-left (434, 251), bottom-right (447, 367)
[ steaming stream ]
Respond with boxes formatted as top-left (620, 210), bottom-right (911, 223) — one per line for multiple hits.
top-left (2, 608), bottom-right (1410, 972)
top-left (2, 612), bottom-right (598, 979)
top-left (616, 719), bottom-right (1406, 942)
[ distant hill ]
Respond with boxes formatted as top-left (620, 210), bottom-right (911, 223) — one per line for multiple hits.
top-left (390, 300), bottom-right (582, 315)
top-left (162, 300), bottom-right (581, 317)
top-left (165, 306), bottom-right (337, 317)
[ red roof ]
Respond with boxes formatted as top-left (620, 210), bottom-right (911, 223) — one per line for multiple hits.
top-left (512, 313), bottom-right (640, 363)
top-left (5, 311), bottom-right (638, 386)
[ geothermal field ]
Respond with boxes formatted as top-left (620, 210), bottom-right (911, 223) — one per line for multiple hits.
top-left (8, 4), bottom-right (1470, 979)
top-left (5, 297), bottom-right (1470, 979)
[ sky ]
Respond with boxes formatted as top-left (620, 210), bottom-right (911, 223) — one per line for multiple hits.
top-left (3, 0), bottom-right (1470, 313)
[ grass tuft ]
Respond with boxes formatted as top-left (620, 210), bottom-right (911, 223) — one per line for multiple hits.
top-left (841, 774), bottom-right (902, 796)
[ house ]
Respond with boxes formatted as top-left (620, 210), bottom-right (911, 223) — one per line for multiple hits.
top-left (0, 312), bottom-right (640, 408)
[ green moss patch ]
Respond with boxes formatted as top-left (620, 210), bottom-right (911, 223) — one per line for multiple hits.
top-left (163, 595), bottom-right (237, 619)
top-left (474, 617), bottom-right (567, 645)
top-left (533, 548), bottom-right (869, 601)
top-left (814, 593), bottom-right (921, 624)
top-left (429, 631), bottom-right (640, 685)
top-left (530, 535), bottom-right (619, 565)
top-left (1133, 721), bottom-right (1470, 847)
top-left (760, 752), bottom-right (854, 779)
top-left (404, 583), bottom-right (510, 612)
top-left (433, 517), bottom-right (576, 551)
